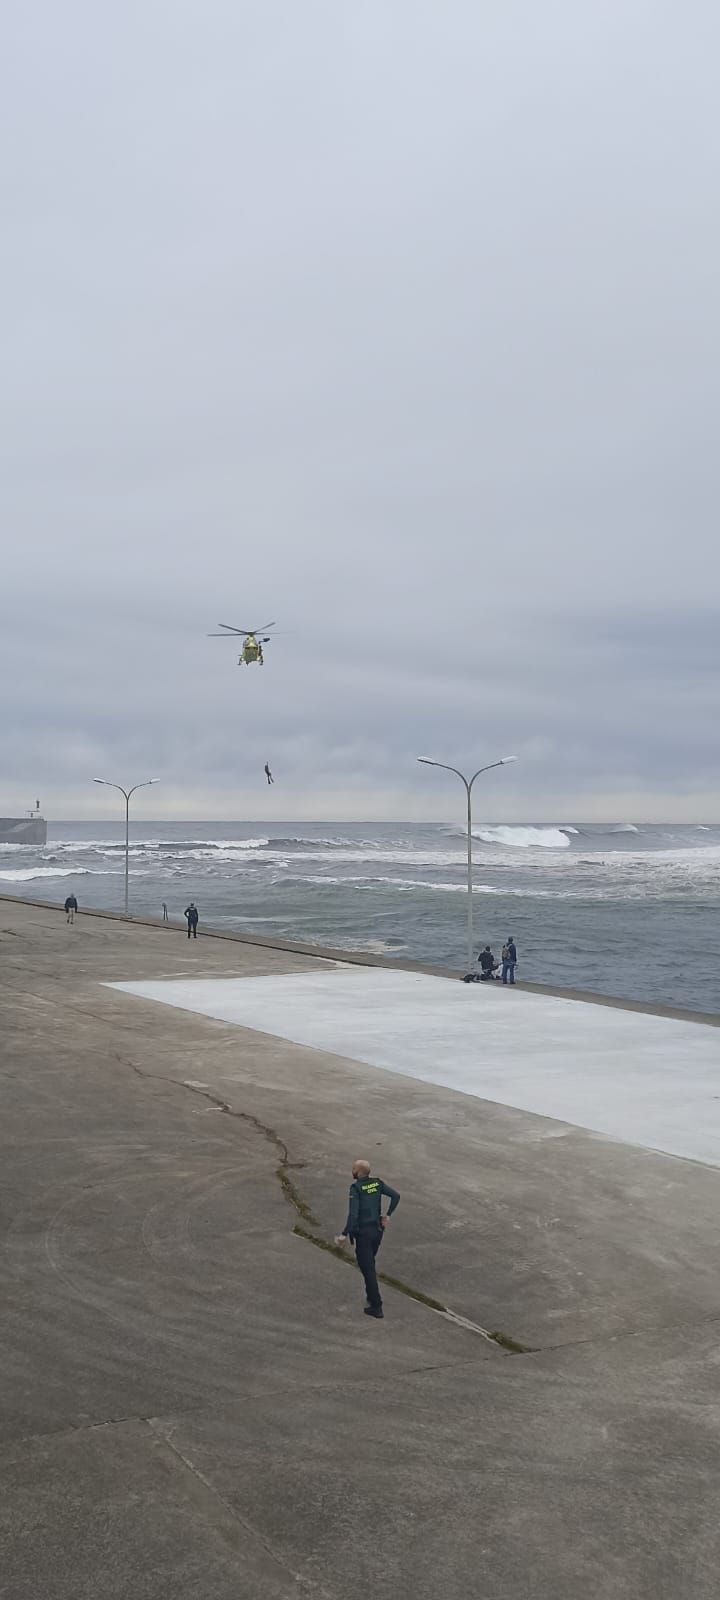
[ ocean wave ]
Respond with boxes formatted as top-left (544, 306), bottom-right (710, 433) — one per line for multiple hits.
top-left (471, 825), bottom-right (572, 849)
top-left (277, 849), bottom-right (476, 867)
top-left (388, 878), bottom-right (502, 894)
top-left (281, 874), bottom-right (501, 894)
top-left (603, 844), bottom-right (720, 866)
top-left (178, 848), bottom-right (473, 868)
top-left (49, 836), bottom-right (362, 861)
top-left (47, 837), bottom-right (274, 855)
top-left (273, 864), bottom-right (720, 901)
top-left (442, 823), bottom-right (573, 849)
top-left (265, 835), bottom-right (358, 851)
top-left (45, 844), bottom-right (275, 867)
top-left (186, 835), bottom-right (359, 853)
top-left (157, 838), bottom-right (272, 852)
top-left (0, 866), bottom-right (94, 881)
top-left (152, 848), bottom-right (273, 865)
top-left (27, 839), bottom-right (119, 851)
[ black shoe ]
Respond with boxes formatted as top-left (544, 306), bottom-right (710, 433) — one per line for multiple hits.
top-left (364, 1305), bottom-right (384, 1319)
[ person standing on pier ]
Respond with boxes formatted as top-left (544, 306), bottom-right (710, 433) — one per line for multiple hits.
top-left (184, 901), bottom-right (199, 939)
top-left (64, 893), bottom-right (78, 925)
top-left (335, 1159), bottom-right (400, 1320)
top-left (501, 937), bottom-right (518, 985)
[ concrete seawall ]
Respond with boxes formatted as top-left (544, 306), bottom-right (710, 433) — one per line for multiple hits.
top-left (2, 896), bottom-right (720, 1597)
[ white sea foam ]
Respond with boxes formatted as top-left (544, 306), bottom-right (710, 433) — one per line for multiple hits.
top-left (52, 837), bottom-right (273, 854)
top-left (443, 822), bottom-right (573, 849)
top-left (308, 849), bottom-right (478, 867)
top-left (0, 866), bottom-right (91, 881)
top-left (280, 859), bottom-right (720, 900)
top-left (388, 878), bottom-right (502, 894)
top-left (606, 844), bottom-right (720, 866)
top-left (207, 847), bottom-right (472, 868)
top-left (471, 825), bottom-right (572, 849)
top-left (284, 874), bottom-right (501, 894)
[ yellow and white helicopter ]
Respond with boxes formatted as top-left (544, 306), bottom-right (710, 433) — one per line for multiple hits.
top-left (207, 621), bottom-right (278, 666)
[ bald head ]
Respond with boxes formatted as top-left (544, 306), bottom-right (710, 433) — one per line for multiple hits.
top-left (352, 1158), bottom-right (371, 1178)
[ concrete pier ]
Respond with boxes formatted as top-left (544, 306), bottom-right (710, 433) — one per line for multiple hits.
top-left (1, 896), bottom-right (719, 1598)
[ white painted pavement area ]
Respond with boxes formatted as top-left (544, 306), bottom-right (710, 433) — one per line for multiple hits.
top-left (108, 967), bottom-right (720, 1166)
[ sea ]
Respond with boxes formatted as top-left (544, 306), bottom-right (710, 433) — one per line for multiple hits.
top-left (1, 820), bottom-right (718, 1015)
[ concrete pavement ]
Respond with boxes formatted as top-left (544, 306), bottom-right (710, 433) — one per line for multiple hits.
top-left (2, 896), bottom-right (720, 1597)
top-left (110, 964), bottom-right (720, 1165)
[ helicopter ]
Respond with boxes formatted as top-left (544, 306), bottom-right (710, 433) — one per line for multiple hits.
top-left (207, 621), bottom-right (278, 666)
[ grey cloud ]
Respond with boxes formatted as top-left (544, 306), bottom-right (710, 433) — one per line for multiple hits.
top-left (1, 1), bottom-right (719, 818)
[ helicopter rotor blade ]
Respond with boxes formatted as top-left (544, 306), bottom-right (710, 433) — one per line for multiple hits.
top-left (208, 621), bottom-right (284, 637)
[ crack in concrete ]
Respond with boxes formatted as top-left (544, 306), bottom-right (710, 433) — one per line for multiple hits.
top-left (291, 1224), bottom-right (533, 1352)
top-left (0, 1353), bottom-right (487, 1454)
top-left (177, 1084), bottom-right (319, 1227)
top-left (146, 1419), bottom-right (337, 1597)
top-left (105, 1049), bottom-right (534, 1353)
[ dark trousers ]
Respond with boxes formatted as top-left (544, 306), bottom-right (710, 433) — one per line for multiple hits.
top-left (187, 923), bottom-right (197, 938)
top-left (354, 1226), bottom-right (383, 1309)
top-left (501, 961), bottom-right (515, 984)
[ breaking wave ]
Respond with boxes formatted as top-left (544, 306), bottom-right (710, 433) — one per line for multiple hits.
top-left (0, 866), bottom-right (95, 881)
top-left (442, 824), bottom-right (574, 849)
top-left (290, 874), bottom-right (502, 894)
top-left (265, 835), bottom-right (357, 851)
top-left (471, 825), bottom-right (572, 849)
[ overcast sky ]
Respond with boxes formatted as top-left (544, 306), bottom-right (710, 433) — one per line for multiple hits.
top-left (2, 1), bottom-right (719, 822)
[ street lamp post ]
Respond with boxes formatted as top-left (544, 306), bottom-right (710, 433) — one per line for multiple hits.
top-left (417, 756), bottom-right (517, 972)
top-left (93, 778), bottom-right (158, 917)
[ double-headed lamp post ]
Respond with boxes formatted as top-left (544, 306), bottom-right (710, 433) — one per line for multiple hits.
top-left (93, 777), bottom-right (158, 917)
top-left (417, 755), bottom-right (517, 972)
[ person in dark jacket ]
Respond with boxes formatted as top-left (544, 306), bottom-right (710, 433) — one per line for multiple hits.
top-left (335, 1159), bottom-right (400, 1319)
top-left (184, 902), bottom-right (199, 939)
top-left (502, 937), bottom-right (518, 985)
top-left (479, 945), bottom-right (497, 980)
top-left (64, 893), bottom-right (78, 925)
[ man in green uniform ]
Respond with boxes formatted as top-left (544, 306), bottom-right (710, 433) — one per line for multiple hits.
top-left (335, 1158), bottom-right (400, 1320)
